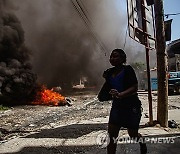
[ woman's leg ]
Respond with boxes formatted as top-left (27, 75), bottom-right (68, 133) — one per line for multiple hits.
top-left (127, 128), bottom-right (147, 154)
top-left (107, 123), bottom-right (120, 154)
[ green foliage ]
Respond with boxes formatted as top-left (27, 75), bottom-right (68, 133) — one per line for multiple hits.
top-left (0, 104), bottom-right (10, 111)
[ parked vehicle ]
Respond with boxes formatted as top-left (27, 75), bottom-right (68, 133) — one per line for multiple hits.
top-left (168, 71), bottom-right (180, 94)
top-left (166, 39), bottom-right (180, 94)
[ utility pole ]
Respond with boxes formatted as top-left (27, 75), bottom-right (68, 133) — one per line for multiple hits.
top-left (154, 0), bottom-right (168, 127)
top-left (141, 0), bottom-right (153, 126)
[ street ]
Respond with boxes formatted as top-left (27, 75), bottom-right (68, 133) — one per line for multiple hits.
top-left (0, 91), bottom-right (180, 154)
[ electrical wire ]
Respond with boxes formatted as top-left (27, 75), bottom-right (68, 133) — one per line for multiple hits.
top-left (164, 12), bottom-right (180, 18)
top-left (71, 0), bottom-right (109, 56)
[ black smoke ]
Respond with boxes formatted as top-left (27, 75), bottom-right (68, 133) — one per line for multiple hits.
top-left (10, 0), bottom-right (131, 89)
top-left (1, 0), bottom-right (150, 99)
top-left (0, 1), bottom-right (37, 104)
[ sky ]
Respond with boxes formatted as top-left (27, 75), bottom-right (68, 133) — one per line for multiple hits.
top-left (164, 0), bottom-right (180, 41)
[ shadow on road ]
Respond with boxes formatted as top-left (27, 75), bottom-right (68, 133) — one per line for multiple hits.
top-left (25, 123), bottom-right (107, 139)
top-left (24, 123), bottom-right (149, 139)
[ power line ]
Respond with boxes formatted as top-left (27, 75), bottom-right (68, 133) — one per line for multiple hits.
top-left (164, 12), bottom-right (180, 18)
top-left (70, 0), bottom-right (109, 56)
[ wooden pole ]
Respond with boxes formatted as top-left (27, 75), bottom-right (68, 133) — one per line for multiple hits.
top-left (154, 0), bottom-right (168, 127)
top-left (141, 0), bottom-right (153, 125)
top-left (145, 47), bottom-right (153, 125)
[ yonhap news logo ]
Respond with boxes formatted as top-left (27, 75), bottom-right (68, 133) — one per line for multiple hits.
top-left (96, 131), bottom-right (110, 148)
top-left (95, 131), bottom-right (176, 148)
top-left (115, 136), bottom-right (175, 144)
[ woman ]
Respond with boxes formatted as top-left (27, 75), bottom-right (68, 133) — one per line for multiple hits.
top-left (98, 49), bottom-right (147, 154)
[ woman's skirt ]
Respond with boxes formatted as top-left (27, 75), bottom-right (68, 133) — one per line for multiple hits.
top-left (108, 105), bottom-right (142, 129)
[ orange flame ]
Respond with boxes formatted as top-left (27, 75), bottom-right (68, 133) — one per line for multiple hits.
top-left (32, 85), bottom-right (66, 106)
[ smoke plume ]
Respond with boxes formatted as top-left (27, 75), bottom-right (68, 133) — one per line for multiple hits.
top-left (0, 0), bottom-right (37, 104)
top-left (1, 0), bottom-right (149, 95)
top-left (11, 0), bottom-right (144, 88)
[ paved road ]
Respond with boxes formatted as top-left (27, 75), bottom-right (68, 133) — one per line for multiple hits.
top-left (0, 93), bottom-right (180, 154)
top-left (0, 117), bottom-right (180, 154)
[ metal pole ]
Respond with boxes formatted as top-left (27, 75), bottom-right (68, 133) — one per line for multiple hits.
top-left (154, 0), bottom-right (168, 127)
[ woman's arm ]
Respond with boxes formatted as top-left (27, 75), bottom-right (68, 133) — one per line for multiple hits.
top-left (109, 84), bottom-right (138, 99)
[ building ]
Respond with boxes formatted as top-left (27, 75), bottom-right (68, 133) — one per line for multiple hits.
top-left (167, 38), bottom-right (180, 71)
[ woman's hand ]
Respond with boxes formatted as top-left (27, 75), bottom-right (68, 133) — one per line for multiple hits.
top-left (109, 89), bottom-right (123, 99)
